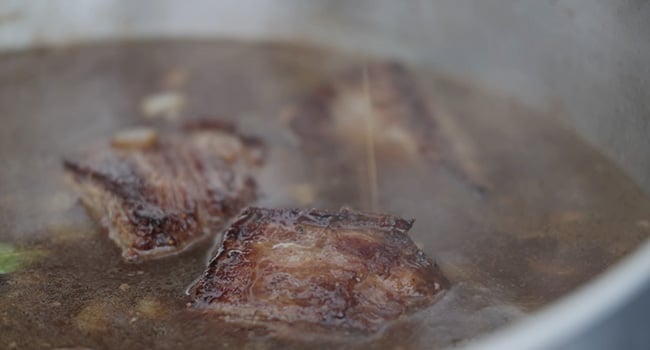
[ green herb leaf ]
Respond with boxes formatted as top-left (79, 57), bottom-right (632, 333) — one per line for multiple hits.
top-left (0, 243), bottom-right (46, 274)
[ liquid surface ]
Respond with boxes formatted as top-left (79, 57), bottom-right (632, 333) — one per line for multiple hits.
top-left (0, 40), bottom-right (649, 349)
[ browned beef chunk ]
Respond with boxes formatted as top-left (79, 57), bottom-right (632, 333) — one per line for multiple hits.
top-left (63, 120), bottom-right (265, 262)
top-left (187, 207), bottom-right (448, 333)
top-left (287, 61), bottom-right (488, 195)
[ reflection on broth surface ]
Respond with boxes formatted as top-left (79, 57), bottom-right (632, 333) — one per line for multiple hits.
top-left (0, 40), bottom-right (649, 349)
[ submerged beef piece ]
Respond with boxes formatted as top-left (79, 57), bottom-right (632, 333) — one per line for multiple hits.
top-left (63, 120), bottom-right (265, 262)
top-left (188, 207), bottom-right (448, 333)
top-left (287, 61), bottom-right (488, 194)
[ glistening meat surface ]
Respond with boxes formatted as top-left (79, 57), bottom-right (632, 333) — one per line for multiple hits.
top-left (63, 120), bottom-right (265, 262)
top-left (188, 207), bottom-right (448, 333)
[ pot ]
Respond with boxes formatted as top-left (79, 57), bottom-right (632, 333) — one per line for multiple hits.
top-left (1, 1), bottom-right (648, 349)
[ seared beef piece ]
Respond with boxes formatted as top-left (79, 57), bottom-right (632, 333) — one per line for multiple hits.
top-left (188, 207), bottom-right (448, 333)
top-left (288, 61), bottom-right (487, 194)
top-left (63, 120), bottom-right (265, 262)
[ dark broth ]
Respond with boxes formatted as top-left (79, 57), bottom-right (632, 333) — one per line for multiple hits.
top-left (0, 40), bottom-right (649, 349)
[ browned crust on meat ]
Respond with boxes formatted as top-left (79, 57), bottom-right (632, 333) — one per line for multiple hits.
top-left (63, 119), bottom-right (265, 262)
top-left (188, 207), bottom-right (449, 333)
